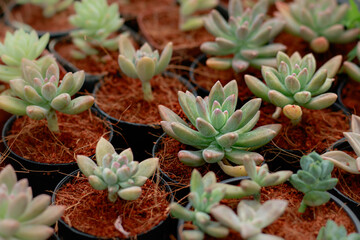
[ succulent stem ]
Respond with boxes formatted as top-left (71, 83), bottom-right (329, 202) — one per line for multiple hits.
top-left (298, 201), bottom-right (307, 213)
top-left (142, 82), bottom-right (154, 102)
top-left (272, 107), bottom-right (282, 119)
top-left (46, 109), bottom-right (59, 132)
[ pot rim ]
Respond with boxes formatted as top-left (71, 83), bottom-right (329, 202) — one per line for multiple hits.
top-left (51, 169), bottom-right (174, 240)
top-left (1, 107), bottom-right (114, 167)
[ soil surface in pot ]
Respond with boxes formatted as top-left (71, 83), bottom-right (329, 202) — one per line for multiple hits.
top-left (192, 60), bottom-right (261, 101)
top-left (54, 39), bottom-right (120, 76)
top-left (95, 74), bottom-right (187, 125)
top-left (137, 6), bottom-right (214, 52)
top-left (341, 80), bottom-right (360, 114)
top-left (5, 110), bottom-right (110, 164)
top-left (274, 32), bottom-right (356, 68)
top-left (332, 149), bottom-right (360, 203)
top-left (196, 183), bottom-right (356, 240)
top-left (108, 0), bottom-right (175, 18)
top-left (55, 175), bottom-right (170, 238)
top-left (155, 136), bottom-right (237, 186)
top-left (9, 4), bottom-right (75, 32)
top-left (257, 102), bottom-right (349, 153)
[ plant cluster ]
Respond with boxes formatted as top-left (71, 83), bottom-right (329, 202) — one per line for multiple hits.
top-left (344, 42), bottom-right (360, 83)
top-left (276, 0), bottom-right (360, 53)
top-left (69, 0), bottom-right (124, 59)
top-left (118, 34), bottom-right (173, 102)
top-left (159, 80), bottom-right (281, 176)
top-left (77, 137), bottom-right (159, 202)
top-left (0, 165), bottom-right (65, 240)
top-left (317, 220), bottom-right (360, 240)
top-left (0, 55), bottom-right (94, 132)
top-left (245, 51), bottom-right (341, 124)
top-left (201, 0), bottom-right (286, 72)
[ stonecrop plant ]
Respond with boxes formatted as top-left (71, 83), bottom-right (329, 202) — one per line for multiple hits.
top-left (170, 170), bottom-right (260, 240)
top-left (118, 34), bottom-right (173, 102)
top-left (200, 0), bottom-right (286, 72)
top-left (317, 220), bottom-right (360, 240)
top-left (69, 0), bottom-right (124, 59)
top-left (322, 115), bottom-right (360, 174)
top-left (16, 0), bottom-right (73, 18)
top-left (77, 137), bottom-right (159, 202)
top-left (0, 165), bottom-right (65, 240)
top-left (245, 51), bottom-right (342, 125)
top-left (276, 0), bottom-right (360, 53)
top-left (290, 152), bottom-right (338, 213)
top-left (344, 42), bottom-right (360, 83)
top-left (179, 0), bottom-right (218, 31)
top-left (211, 199), bottom-right (288, 240)
top-left (159, 80), bottom-right (281, 177)
top-left (0, 29), bottom-right (49, 83)
top-left (0, 55), bottom-right (94, 132)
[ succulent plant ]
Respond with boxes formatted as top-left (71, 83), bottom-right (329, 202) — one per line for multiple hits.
top-left (0, 165), bottom-right (65, 240)
top-left (211, 199), bottom-right (288, 240)
top-left (317, 220), bottom-right (360, 240)
top-left (170, 169), bottom-right (260, 240)
top-left (0, 55), bottom-right (94, 132)
top-left (77, 137), bottom-right (159, 202)
top-left (16, 0), bottom-right (73, 18)
top-left (0, 29), bottom-right (49, 83)
top-left (118, 34), bottom-right (173, 102)
top-left (322, 115), bottom-right (360, 174)
top-left (276, 0), bottom-right (360, 53)
top-left (290, 152), bottom-right (338, 213)
top-left (179, 0), bottom-right (219, 31)
top-left (245, 51), bottom-right (341, 125)
top-left (343, 0), bottom-right (360, 30)
top-left (343, 42), bottom-right (360, 83)
top-left (200, 0), bottom-right (286, 73)
top-left (159, 80), bottom-right (281, 177)
top-left (69, 0), bottom-right (124, 59)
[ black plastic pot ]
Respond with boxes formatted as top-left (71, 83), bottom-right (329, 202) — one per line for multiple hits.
top-left (93, 71), bottom-right (197, 161)
top-left (325, 138), bottom-right (360, 217)
top-left (1, 107), bottom-right (113, 196)
top-left (177, 177), bottom-right (360, 240)
top-left (336, 74), bottom-right (358, 115)
top-left (48, 26), bottom-right (144, 93)
top-left (4, 3), bottom-right (74, 38)
top-left (52, 169), bottom-right (174, 240)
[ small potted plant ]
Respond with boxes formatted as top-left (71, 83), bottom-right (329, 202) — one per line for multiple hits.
top-left (49, 0), bottom-right (125, 91)
top-left (191, 0), bottom-right (286, 98)
top-left (94, 33), bottom-right (195, 160)
top-left (0, 54), bottom-right (112, 195)
top-left (5, 0), bottom-right (75, 37)
top-left (52, 137), bottom-right (172, 239)
top-left (0, 165), bottom-right (65, 240)
top-left (244, 51), bottom-right (348, 169)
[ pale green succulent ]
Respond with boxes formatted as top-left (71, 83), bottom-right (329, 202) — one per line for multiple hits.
top-left (159, 80), bottom-right (281, 177)
top-left (290, 152), bottom-right (338, 213)
top-left (179, 0), bottom-right (218, 31)
top-left (344, 42), bottom-right (360, 83)
top-left (317, 220), bottom-right (360, 240)
top-left (245, 51), bottom-right (341, 125)
top-left (211, 199), bottom-right (288, 240)
top-left (118, 34), bottom-right (173, 102)
top-left (0, 29), bottom-right (49, 83)
top-left (69, 0), bottom-right (124, 59)
top-left (276, 0), bottom-right (360, 53)
top-left (77, 137), bottom-right (159, 202)
top-left (322, 115), bottom-right (360, 174)
top-left (200, 0), bottom-right (286, 73)
top-left (16, 0), bottom-right (73, 18)
top-left (0, 165), bottom-right (65, 240)
top-left (170, 169), bottom-right (260, 240)
top-left (0, 55), bottom-right (94, 132)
